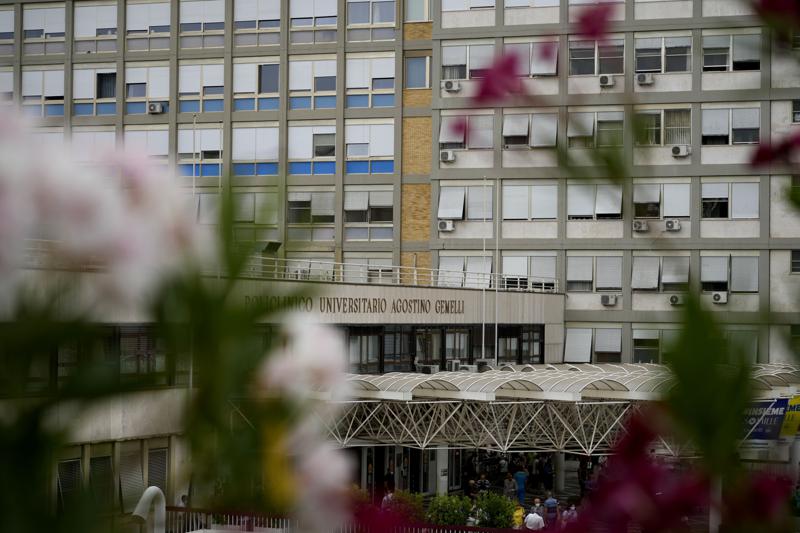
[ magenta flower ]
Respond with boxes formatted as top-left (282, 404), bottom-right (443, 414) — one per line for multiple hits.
top-left (575, 3), bottom-right (615, 41)
top-left (473, 52), bottom-right (524, 105)
top-left (722, 471), bottom-right (793, 530)
top-left (751, 131), bottom-right (800, 167)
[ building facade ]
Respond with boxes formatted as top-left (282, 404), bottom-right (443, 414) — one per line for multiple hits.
top-left (3, 0), bottom-right (800, 513)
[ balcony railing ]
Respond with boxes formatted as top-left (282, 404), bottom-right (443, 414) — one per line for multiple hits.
top-left (23, 239), bottom-right (560, 294)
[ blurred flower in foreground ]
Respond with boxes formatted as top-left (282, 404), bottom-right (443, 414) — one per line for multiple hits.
top-left (0, 109), bottom-right (215, 315)
top-left (474, 52), bottom-right (524, 104)
top-left (564, 409), bottom-right (710, 533)
top-left (255, 318), bottom-right (352, 531)
top-left (575, 3), bottom-right (615, 40)
top-left (751, 130), bottom-right (800, 168)
top-left (752, 0), bottom-right (800, 42)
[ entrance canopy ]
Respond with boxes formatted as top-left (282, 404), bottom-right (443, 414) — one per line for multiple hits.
top-left (319, 364), bottom-right (800, 454)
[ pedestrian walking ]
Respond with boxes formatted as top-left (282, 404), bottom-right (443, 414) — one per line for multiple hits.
top-left (524, 508), bottom-right (545, 530)
top-left (476, 473), bottom-right (491, 495)
top-left (543, 491), bottom-right (559, 527)
top-left (560, 502), bottom-right (578, 528)
top-left (503, 472), bottom-right (517, 500)
top-left (513, 467), bottom-right (529, 506)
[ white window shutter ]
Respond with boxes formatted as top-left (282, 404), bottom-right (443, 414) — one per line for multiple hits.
top-left (369, 124), bottom-right (395, 157)
top-left (119, 452), bottom-right (145, 513)
top-left (290, 0), bottom-right (314, 18)
top-left (438, 187), bottom-right (466, 219)
top-left (371, 57), bottom-right (395, 79)
top-left (702, 182), bottom-right (729, 199)
top-left (467, 115), bottom-right (494, 149)
top-left (260, 0), bottom-right (280, 19)
top-left (289, 61), bottom-right (313, 91)
top-left (0, 10), bottom-right (13, 34)
top-left (73, 69), bottom-right (96, 99)
top-left (442, 46), bottom-right (468, 66)
top-left (531, 185), bottom-right (557, 219)
top-left (564, 328), bottom-right (592, 363)
top-left (235, 0), bottom-right (258, 21)
top-left (730, 182), bottom-right (759, 219)
top-left (232, 128), bottom-right (256, 160)
top-left (465, 256), bottom-right (492, 289)
top-left (233, 63), bottom-right (257, 94)
top-left (255, 192), bottom-right (278, 225)
top-left (179, 65), bottom-right (201, 94)
top-left (466, 186), bottom-right (492, 220)
top-left (594, 329), bottom-right (622, 353)
top-left (205, 0), bottom-right (225, 23)
top-left (313, 0), bottom-right (338, 17)
top-left (633, 184), bottom-right (660, 204)
top-left (469, 45), bottom-right (495, 70)
top-left (567, 256), bottom-right (593, 282)
top-left (200, 128), bottom-right (221, 151)
top-left (702, 109), bottom-right (730, 136)
top-left (531, 42), bottom-right (558, 75)
top-left (437, 256), bottom-right (465, 287)
top-left (440, 116), bottom-right (466, 144)
top-left (567, 185), bottom-right (594, 217)
top-left (150, 3), bottom-right (170, 26)
top-left (531, 256), bottom-right (556, 281)
top-left (503, 256), bottom-right (528, 277)
top-left (288, 127), bottom-right (313, 159)
top-left (148, 130), bottom-right (169, 156)
top-left (148, 67), bottom-right (169, 99)
top-left (701, 256), bottom-right (729, 283)
top-left (530, 114), bottom-right (558, 147)
top-left (74, 6), bottom-right (97, 38)
top-left (663, 184), bottom-right (690, 218)
top-left (346, 58), bottom-right (369, 89)
top-left (503, 114), bottom-right (529, 137)
top-left (22, 70), bottom-right (42, 97)
top-left (568, 112), bottom-right (594, 137)
top-left (731, 256), bottom-right (758, 292)
top-left (662, 256), bottom-right (689, 284)
top-left (125, 67), bottom-right (148, 85)
top-left (344, 191), bottom-right (369, 211)
top-left (45, 8), bottom-right (65, 34)
top-left (502, 185), bottom-right (529, 219)
top-left (631, 256), bottom-right (660, 290)
top-left (203, 64), bottom-right (224, 87)
top-left (595, 256), bottom-right (622, 290)
top-left (96, 5), bottom-right (116, 30)
top-left (256, 127), bottom-right (279, 160)
top-left (314, 59), bottom-right (337, 78)
top-left (181, 1), bottom-right (203, 23)
top-left (595, 185), bottom-right (622, 216)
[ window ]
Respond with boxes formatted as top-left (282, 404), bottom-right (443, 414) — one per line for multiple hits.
top-left (594, 328), bottom-right (622, 363)
top-left (70, 128), bottom-right (117, 163)
top-left (569, 39), bottom-right (624, 75)
top-left (439, 115), bottom-right (494, 150)
top-left (89, 455), bottom-right (114, 511)
top-left (502, 183), bottom-right (557, 220)
top-left (504, 41), bottom-right (559, 77)
top-left (177, 126), bottom-right (223, 177)
top-left (287, 190), bottom-right (335, 241)
top-left (633, 330), bottom-right (660, 363)
top-left (441, 44), bottom-right (495, 80)
top-left (0, 9), bottom-right (14, 56)
top-left (502, 113), bottom-right (558, 148)
top-left (405, 56), bottom-right (431, 89)
top-left (702, 108), bottom-right (760, 145)
top-left (23, 6), bottom-right (66, 55)
top-left (635, 109), bottom-right (691, 146)
top-left (74, 3), bottom-right (117, 53)
top-left (233, 61), bottom-right (279, 111)
top-left (344, 188), bottom-right (394, 240)
top-left (234, 0), bottom-right (280, 47)
top-left (567, 184), bottom-right (623, 220)
top-left (405, 0), bottom-right (430, 21)
top-left (73, 67), bottom-right (116, 116)
top-left (124, 128), bottom-right (169, 161)
top-left (568, 112), bottom-right (623, 148)
top-left (703, 34), bottom-right (760, 72)
top-left (437, 255), bottom-right (493, 289)
top-left (564, 327), bottom-right (622, 364)
top-left (635, 36), bottom-right (691, 73)
top-left (566, 256), bottom-right (593, 291)
top-left (147, 448), bottom-right (168, 494)
top-left (289, 0), bottom-right (337, 44)
top-left (633, 182), bottom-right (690, 219)
top-left (179, 63), bottom-right (224, 113)
top-left (502, 255), bottom-right (556, 291)
top-left (345, 122), bottom-right (395, 174)
top-left (792, 250), bottom-right (800, 274)
top-left (125, 65), bottom-right (169, 114)
top-left (437, 186), bottom-right (493, 220)
top-left (346, 55), bottom-right (395, 108)
top-left (793, 101), bottom-right (800, 123)
top-left (288, 124), bottom-right (336, 175)
top-left (347, 0), bottom-right (395, 42)
top-left (564, 328), bottom-right (592, 363)
top-left (21, 68), bottom-right (65, 117)
top-left (231, 127), bottom-right (279, 176)
top-left (632, 255), bottom-right (690, 292)
top-left (119, 326), bottom-right (166, 383)
top-left (57, 459), bottom-right (82, 514)
top-left (701, 182), bottom-right (759, 219)
top-left (233, 191), bottom-right (278, 227)
top-left (349, 332), bottom-right (381, 373)
top-left (126, 2), bottom-right (170, 51)
top-left (180, 0), bottom-right (225, 49)
top-left (289, 58), bottom-right (337, 109)
top-left (701, 255), bottom-right (759, 292)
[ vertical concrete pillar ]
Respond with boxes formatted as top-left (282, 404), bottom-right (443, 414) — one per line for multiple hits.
top-left (554, 452), bottom-right (565, 494)
top-left (789, 437), bottom-right (800, 485)
top-left (436, 449), bottom-right (449, 495)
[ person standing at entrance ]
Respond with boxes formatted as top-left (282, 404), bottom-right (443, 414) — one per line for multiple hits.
top-left (503, 472), bottom-right (516, 500)
top-left (513, 467), bottom-right (529, 505)
top-left (543, 491), bottom-right (558, 527)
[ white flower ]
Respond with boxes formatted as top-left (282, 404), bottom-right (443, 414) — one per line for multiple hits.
top-left (294, 442), bottom-right (354, 531)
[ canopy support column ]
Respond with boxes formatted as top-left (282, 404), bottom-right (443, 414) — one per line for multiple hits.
top-left (554, 452), bottom-right (565, 493)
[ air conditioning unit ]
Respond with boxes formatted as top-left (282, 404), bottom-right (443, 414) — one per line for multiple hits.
top-left (440, 150), bottom-right (456, 163)
top-left (669, 294), bottom-right (685, 306)
top-left (599, 74), bottom-right (615, 88)
top-left (147, 102), bottom-right (165, 114)
top-left (446, 360), bottom-right (461, 372)
top-left (438, 219), bottom-right (455, 232)
top-left (601, 294), bottom-right (618, 306)
top-left (441, 79), bottom-right (461, 93)
top-left (671, 145), bottom-right (691, 158)
top-left (664, 219), bottom-right (682, 232)
top-left (632, 220), bottom-right (649, 232)
top-left (460, 364), bottom-right (479, 373)
top-left (417, 364), bottom-right (440, 374)
top-left (711, 291), bottom-right (728, 305)
top-left (473, 358), bottom-right (493, 370)
top-left (636, 73), bottom-right (655, 86)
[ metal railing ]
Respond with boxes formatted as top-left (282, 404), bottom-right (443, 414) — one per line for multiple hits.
top-left (22, 239), bottom-right (560, 294)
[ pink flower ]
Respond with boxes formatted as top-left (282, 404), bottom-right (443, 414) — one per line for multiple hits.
top-left (575, 3), bottom-right (615, 40)
top-left (473, 52), bottom-right (524, 104)
top-left (751, 131), bottom-right (800, 167)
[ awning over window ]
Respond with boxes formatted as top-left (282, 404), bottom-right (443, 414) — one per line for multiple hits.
top-left (438, 187), bottom-right (465, 219)
top-left (631, 256), bottom-right (660, 290)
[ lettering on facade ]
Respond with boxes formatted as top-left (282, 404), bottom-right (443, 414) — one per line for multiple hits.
top-left (244, 295), bottom-right (466, 316)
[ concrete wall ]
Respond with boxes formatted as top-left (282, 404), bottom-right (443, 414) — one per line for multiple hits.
top-left (504, 6), bottom-right (559, 26)
top-left (441, 9), bottom-right (495, 28)
top-left (770, 250), bottom-right (800, 313)
top-left (635, 0), bottom-right (693, 20)
top-left (770, 176), bottom-right (800, 238)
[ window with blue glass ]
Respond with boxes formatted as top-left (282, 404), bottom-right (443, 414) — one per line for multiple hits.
top-left (179, 63), bottom-right (224, 113)
top-left (234, 0), bottom-right (280, 47)
top-left (287, 190), bottom-right (336, 241)
top-left (344, 187), bottom-right (394, 241)
top-left (21, 68), bottom-right (64, 117)
top-left (177, 127), bottom-right (223, 177)
top-left (233, 62), bottom-right (280, 111)
top-left (345, 122), bottom-right (395, 174)
top-left (126, 2), bottom-right (170, 52)
top-left (179, 0), bottom-right (225, 49)
top-left (232, 127), bottom-right (279, 176)
top-left (287, 124), bottom-right (336, 175)
top-left (73, 67), bottom-right (116, 116)
top-left (289, 0), bottom-right (337, 44)
top-left (125, 65), bottom-right (169, 115)
top-left (0, 9), bottom-right (15, 56)
top-left (346, 0), bottom-right (395, 42)
top-left (288, 58), bottom-right (336, 110)
top-left (345, 55), bottom-right (395, 108)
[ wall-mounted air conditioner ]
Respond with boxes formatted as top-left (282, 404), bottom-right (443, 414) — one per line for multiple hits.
top-left (671, 145), bottom-right (691, 158)
top-left (669, 294), bottom-right (685, 306)
top-left (600, 294), bottom-right (618, 306)
top-left (599, 74), bottom-right (615, 88)
top-left (417, 364), bottom-right (440, 374)
top-left (636, 73), bottom-right (654, 86)
top-left (438, 219), bottom-right (455, 232)
top-left (664, 219), bottom-right (682, 232)
top-left (711, 291), bottom-right (728, 305)
top-left (440, 150), bottom-right (456, 163)
top-left (633, 220), bottom-right (649, 232)
top-left (441, 80), bottom-right (461, 93)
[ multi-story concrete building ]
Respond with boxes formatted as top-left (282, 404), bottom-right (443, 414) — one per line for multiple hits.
top-left (3, 0), bottom-right (800, 515)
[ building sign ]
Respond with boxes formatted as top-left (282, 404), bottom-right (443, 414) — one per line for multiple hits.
top-left (244, 295), bottom-right (466, 316)
top-left (743, 398), bottom-right (789, 440)
top-left (780, 396), bottom-right (800, 438)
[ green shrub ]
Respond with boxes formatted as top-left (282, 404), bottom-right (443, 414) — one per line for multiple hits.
top-left (426, 494), bottom-right (473, 526)
top-left (475, 492), bottom-right (515, 528)
top-left (386, 490), bottom-right (425, 523)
